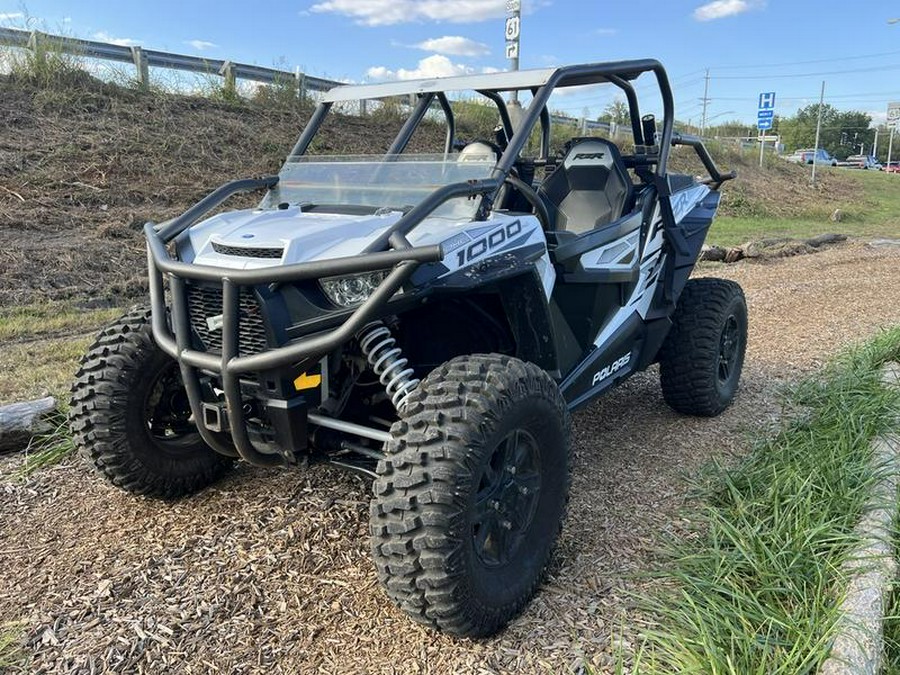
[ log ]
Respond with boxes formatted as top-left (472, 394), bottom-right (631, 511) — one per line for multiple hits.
top-left (805, 232), bottom-right (847, 248)
top-left (0, 397), bottom-right (57, 452)
top-left (699, 245), bottom-right (726, 262)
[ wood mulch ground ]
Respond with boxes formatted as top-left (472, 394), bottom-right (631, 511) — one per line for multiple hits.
top-left (1, 241), bottom-right (899, 674)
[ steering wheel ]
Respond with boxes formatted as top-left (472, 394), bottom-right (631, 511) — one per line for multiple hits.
top-left (502, 174), bottom-right (552, 231)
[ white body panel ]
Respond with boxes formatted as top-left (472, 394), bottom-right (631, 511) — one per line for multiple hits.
top-left (185, 208), bottom-right (554, 295)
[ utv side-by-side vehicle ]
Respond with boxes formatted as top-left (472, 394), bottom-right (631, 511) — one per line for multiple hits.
top-left (70, 59), bottom-right (744, 638)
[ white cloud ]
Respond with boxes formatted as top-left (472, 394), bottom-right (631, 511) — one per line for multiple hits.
top-left (0, 12), bottom-right (24, 21)
top-left (366, 54), bottom-right (498, 81)
top-left (92, 31), bottom-right (140, 47)
top-left (594, 27), bottom-right (617, 35)
top-left (412, 36), bottom-right (489, 57)
top-left (185, 39), bottom-right (217, 51)
top-left (693, 0), bottom-right (757, 21)
top-left (366, 65), bottom-right (392, 79)
top-left (553, 82), bottom-right (604, 98)
top-left (311, 0), bottom-right (508, 26)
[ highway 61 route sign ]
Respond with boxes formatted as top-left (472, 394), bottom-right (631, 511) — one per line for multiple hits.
top-left (888, 102), bottom-right (900, 131)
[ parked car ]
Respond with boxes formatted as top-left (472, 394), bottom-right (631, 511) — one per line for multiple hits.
top-left (785, 148), bottom-right (838, 166)
top-left (838, 155), bottom-right (881, 170)
top-left (785, 149), bottom-right (811, 164)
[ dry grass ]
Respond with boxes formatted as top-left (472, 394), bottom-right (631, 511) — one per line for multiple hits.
top-left (0, 73), bottom-right (438, 307)
top-left (669, 144), bottom-right (862, 220)
top-left (0, 338), bottom-right (91, 406)
top-left (0, 301), bottom-right (122, 405)
top-left (0, 302), bottom-right (121, 342)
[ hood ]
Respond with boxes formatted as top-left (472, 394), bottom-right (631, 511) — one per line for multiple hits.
top-left (180, 206), bottom-right (472, 270)
top-left (182, 206), bottom-right (403, 270)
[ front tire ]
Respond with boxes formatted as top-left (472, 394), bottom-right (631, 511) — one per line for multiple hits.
top-left (69, 307), bottom-right (233, 499)
top-left (370, 355), bottom-right (571, 637)
top-left (658, 278), bottom-right (747, 417)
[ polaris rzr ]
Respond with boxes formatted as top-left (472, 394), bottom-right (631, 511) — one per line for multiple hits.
top-left (70, 59), bottom-right (744, 638)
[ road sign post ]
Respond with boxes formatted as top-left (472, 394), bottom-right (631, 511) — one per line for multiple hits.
top-left (887, 102), bottom-right (900, 170)
top-left (505, 0), bottom-right (521, 103)
top-left (757, 92), bottom-right (776, 168)
top-left (811, 81), bottom-right (825, 185)
top-left (889, 128), bottom-right (895, 171)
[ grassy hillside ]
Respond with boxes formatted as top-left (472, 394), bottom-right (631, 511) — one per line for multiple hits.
top-left (706, 152), bottom-right (900, 247)
top-left (0, 74), bottom-right (446, 307)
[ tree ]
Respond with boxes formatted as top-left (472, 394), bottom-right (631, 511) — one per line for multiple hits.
top-left (833, 110), bottom-right (874, 159)
top-left (598, 98), bottom-right (630, 125)
top-left (707, 119), bottom-right (756, 139)
top-left (778, 103), bottom-right (840, 151)
top-left (778, 104), bottom-right (873, 159)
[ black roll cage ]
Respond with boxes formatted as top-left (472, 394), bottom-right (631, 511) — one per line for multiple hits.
top-left (145, 59), bottom-right (734, 467)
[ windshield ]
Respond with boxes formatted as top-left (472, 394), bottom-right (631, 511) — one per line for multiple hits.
top-left (265, 154), bottom-right (496, 220)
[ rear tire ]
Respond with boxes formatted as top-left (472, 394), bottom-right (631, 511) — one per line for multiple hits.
top-left (69, 307), bottom-right (233, 499)
top-left (658, 278), bottom-right (747, 417)
top-left (370, 354), bottom-right (571, 637)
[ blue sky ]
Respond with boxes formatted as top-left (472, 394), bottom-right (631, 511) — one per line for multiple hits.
top-left (4, 0), bottom-right (900, 126)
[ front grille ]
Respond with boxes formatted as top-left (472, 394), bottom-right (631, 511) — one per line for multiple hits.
top-left (186, 285), bottom-right (269, 356)
top-left (211, 241), bottom-right (284, 259)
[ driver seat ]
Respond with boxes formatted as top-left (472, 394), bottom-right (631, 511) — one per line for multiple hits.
top-left (538, 138), bottom-right (634, 233)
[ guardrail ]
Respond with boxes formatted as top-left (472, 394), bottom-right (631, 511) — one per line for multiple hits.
top-left (0, 26), bottom-right (629, 134)
top-left (550, 114), bottom-right (634, 139)
top-left (0, 27), bottom-right (341, 97)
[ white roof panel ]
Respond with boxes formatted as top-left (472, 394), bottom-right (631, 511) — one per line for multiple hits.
top-left (323, 68), bottom-right (560, 102)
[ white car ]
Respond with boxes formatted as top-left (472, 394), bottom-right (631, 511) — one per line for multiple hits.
top-left (785, 149), bottom-right (838, 166)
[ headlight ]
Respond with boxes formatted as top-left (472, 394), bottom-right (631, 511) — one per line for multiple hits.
top-left (320, 270), bottom-right (390, 307)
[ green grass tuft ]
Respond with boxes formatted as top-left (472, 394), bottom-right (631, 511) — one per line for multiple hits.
top-left (0, 302), bottom-right (121, 342)
top-left (16, 411), bottom-right (76, 479)
top-left (0, 622), bottom-right (26, 671)
top-left (625, 326), bottom-right (900, 674)
top-left (6, 32), bottom-right (87, 89)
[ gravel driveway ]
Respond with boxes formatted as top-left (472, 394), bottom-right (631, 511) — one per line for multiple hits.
top-left (2, 242), bottom-right (899, 674)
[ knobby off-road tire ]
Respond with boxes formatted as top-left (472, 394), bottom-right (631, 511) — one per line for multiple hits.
top-left (69, 307), bottom-right (232, 499)
top-left (658, 278), bottom-right (748, 416)
top-left (371, 354), bottom-right (572, 638)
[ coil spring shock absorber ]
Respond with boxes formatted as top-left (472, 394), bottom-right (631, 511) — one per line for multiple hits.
top-left (358, 321), bottom-right (420, 413)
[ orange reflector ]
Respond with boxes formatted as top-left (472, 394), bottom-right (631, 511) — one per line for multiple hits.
top-left (293, 372), bottom-right (322, 391)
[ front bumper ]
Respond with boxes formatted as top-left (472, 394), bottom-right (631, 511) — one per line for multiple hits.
top-left (146, 236), bottom-right (441, 468)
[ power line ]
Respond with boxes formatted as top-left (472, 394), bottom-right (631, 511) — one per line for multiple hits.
top-left (549, 75), bottom-right (704, 111)
top-left (714, 49), bottom-right (900, 70)
top-left (713, 90), bottom-right (900, 102)
top-left (713, 63), bottom-right (900, 80)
